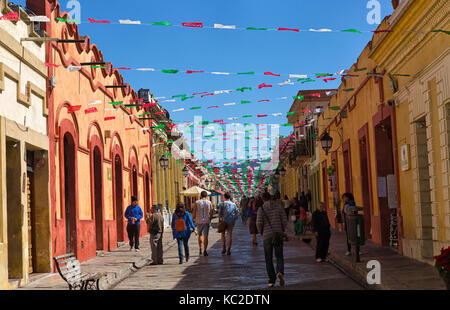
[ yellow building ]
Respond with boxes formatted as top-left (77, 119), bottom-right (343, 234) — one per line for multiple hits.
top-left (369, 0), bottom-right (450, 263)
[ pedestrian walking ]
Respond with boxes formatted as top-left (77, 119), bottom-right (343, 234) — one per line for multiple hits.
top-left (282, 195), bottom-right (292, 218)
top-left (294, 206), bottom-right (307, 235)
top-left (146, 205), bottom-right (164, 265)
top-left (240, 195), bottom-right (249, 225)
top-left (248, 195), bottom-right (262, 246)
top-left (312, 202), bottom-right (331, 262)
top-left (172, 202), bottom-right (197, 264)
top-left (342, 193), bottom-right (363, 256)
top-left (257, 192), bottom-right (287, 288)
top-left (218, 192), bottom-right (239, 255)
top-left (124, 195), bottom-right (143, 252)
top-left (192, 191), bottom-right (214, 256)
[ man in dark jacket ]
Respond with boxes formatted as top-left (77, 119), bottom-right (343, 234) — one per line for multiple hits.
top-left (124, 196), bottom-right (143, 252)
top-left (312, 202), bottom-right (331, 262)
top-left (146, 205), bottom-right (164, 265)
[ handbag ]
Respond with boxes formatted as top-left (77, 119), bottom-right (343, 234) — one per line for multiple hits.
top-left (261, 204), bottom-right (284, 248)
top-left (217, 220), bottom-right (227, 233)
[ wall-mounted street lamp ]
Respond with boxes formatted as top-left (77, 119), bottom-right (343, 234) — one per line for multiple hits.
top-left (320, 131), bottom-right (333, 155)
top-left (182, 166), bottom-right (189, 177)
top-left (279, 166), bottom-right (286, 177)
top-left (159, 154), bottom-right (169, 169)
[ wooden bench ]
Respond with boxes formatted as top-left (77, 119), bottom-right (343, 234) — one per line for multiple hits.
top-left (53, 253), bottom-right (106, 290)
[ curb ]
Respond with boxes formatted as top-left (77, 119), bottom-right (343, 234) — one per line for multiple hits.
top-left (101, 238), bottom-right (177, 290)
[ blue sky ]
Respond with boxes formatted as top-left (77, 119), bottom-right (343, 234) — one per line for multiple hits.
top-left (16, 0), bottom-right (394, 162)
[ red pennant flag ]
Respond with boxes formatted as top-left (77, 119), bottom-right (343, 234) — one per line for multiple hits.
top-left (140, 145), bottom-right (149, 148)
top-left (0, 12), bottom-right (19, 21)
top-left (310, 93), bottom-right (321, 98)
top-left (143, 103), bottom-right (156, 107)
top-left (45, 63), bottom-right (60, 67)
top-left (371, 30), bottom-right (393, 34)
top-left (182, 22), bottom-right (203, 28)
top-left (193, 92), bottom-right (208, 95)
top-left (214, 120), bottom-right (224, 123)
top-left (88, 18), bottom-right (111, 23)
top-left (316, 75), bottom-right (328, 78)
top-left (257, 115), bottom-right (268, 118)
top-left (114, 67), bottom-right (131, 70)
top-left (68, 105), bottom-right (81, 113)
top-left (264, 72), bottom-right (280, 77)
top-left (104, 116), bottom-right (116, 121)
top-left (155, 111), bottom-right (166, 115)
top-left (186, 70), bottom-right (205, 74)
top-left (258, 83), bottom-right (272, 89)
top-left (258, 100), bottom-right (270, 102)
top-left (207, 106), bottom-right (219, 109)
top-left (201, 93), bottom-right (214, 98)
top-left (84, 107), bottom-right (98, 114)
top-left (278, 27), bottom-right (299, 32)
top-left (324, 78), bottom-right (336, 82)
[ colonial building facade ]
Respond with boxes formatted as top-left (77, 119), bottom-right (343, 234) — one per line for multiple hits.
top-left (0, 0), bottom-right (51, 289)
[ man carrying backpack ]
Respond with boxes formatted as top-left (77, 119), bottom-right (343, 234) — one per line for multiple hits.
top-left (257, 192), bottom-right (287, 288)
top-left (218, 192), bottom-right (239, 256)
top-left (146, 205), bottom-right (164, 265)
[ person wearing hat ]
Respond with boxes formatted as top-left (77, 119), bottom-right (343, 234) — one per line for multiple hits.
top-left (146, 205), bottom-right (164, 265)
top-left (124, 195), bottom-right (143, 251)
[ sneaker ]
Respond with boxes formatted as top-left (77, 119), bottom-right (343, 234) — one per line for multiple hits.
top-left (135, 249), bottom-right (140, 252)
top-left (199, 249), bottom-right (202, 255)
top-left (222, 248), bottom-right (226, 255)
top-left (227, 249), bottom-right (231, 256)
top-left (203, 251), bottom-right (208, 256)
top-left (268, 283), bottom-right (275, 288)
top-left (129, 246), bottom-right (133, 251)
top-left (277, 273), bottom-right (285, 286)
top-left (179, 261), bottom-right (183, 264)
top-left (186, 257), bottom-right (189, 262)
top-left (316, 258), bottom-right (322, 263)
top-left (345, 251), bottom-right (351, 256)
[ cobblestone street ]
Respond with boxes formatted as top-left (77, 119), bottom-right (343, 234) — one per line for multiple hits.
top-left (113, 219), bottom-right (363, 290)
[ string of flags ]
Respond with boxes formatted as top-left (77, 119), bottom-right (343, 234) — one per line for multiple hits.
top-left (9, 14), bottom-right (447, 36)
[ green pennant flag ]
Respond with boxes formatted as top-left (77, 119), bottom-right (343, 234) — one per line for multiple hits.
top-left (163, 153), bottom-right (173, 157)
top-left (205, 135), bottom-right (214, 138)
top-left (282, 123), bottom-right (293, 126)
top-left (241, 100), bottom-right (251, 104)
top-left (57, 17), bottom-right (79, 23)
top-left (343, 88), bottom-right (355, 92)
top-left (301, 79), bottom-right (315, 83)
top-left (246, 27), bottom-right (268, 30)
top-left (341, 29), bottom-right (362, 34)
top-left (109, 101), bottom-right (123, 105)
top-left (287, 112), bottom-right (295, 116)
top-left (237, 72), bottom-right (255, 75)
top-left (354, 67), bottom-right (367, 72)
top-left (152, 21), bottom-right (172, 26)
top-left (293, 95), bottom-right (304, 100)
top-left (91, 66), bottom-right (107, 69)
top-left (236, 87), bottom-right (252, 92)
top-left (392, 74), bottom-right (411, 77)
top-left (126, 105), bottom-right (139, 108)
top-left (139, 112), bottom-right (151, 117)
top-left (190, 107), bottom-right (201, 110)
top-left (431, 30), bottom-right (450, 35)
top-left (172, 94), bottom-right (186, 99)
top-left (200, 121), bottom-right (210, 125)
top-left (162, 69), bottom-right (179, 74)
top-left (315, 73), bottom-right (332, 76)
top-left (181, 96), bottom-right (194, 101)
top-left (330, 106), bottom-right (341, 110)
top-left (154, 124), bottom-right (165, 129)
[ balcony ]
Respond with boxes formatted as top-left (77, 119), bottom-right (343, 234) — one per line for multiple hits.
top-left (288, 141), bottom-right (313, 165)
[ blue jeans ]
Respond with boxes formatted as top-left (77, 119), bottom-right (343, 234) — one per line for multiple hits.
top-left (263, 237), bottom-right (284, 284)
top-left (177, 237), bottom-right (190, 262)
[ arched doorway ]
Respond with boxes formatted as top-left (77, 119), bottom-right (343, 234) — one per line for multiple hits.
top-left (93, 146), bottom-right (103, 250)
top-left (132, 166), bottom-right (138, 198)
top-left (63, 133), bottom-right (77, 254)
top-left (114, 154), bottom-right (124, 242)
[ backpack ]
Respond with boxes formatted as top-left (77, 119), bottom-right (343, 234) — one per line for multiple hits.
top-left (221, 201), bottom-right (238, 224)
top-left (174, 215), bottom-right (186, 232)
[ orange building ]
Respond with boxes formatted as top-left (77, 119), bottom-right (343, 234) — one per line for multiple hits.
top-left (27, 0), bottom-right (155, 263)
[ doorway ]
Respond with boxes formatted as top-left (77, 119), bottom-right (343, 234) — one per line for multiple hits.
top-left (359, 136), bottom-right (372, 239)
top-left (63, 133), bottom-right (77, 254)
top-left (26, 150), bottom-right (36, 274)
top-left (93, 147), bottom-right (103, 251)
top-left (6, 139), bottom-right (23, 280)
top-left (415, 117), bottom-right (433, 259)
top-left (145, 172), bottom-right (150, 214)
top-left (132, 166), bottom-right (138, 198)
top-left (114, 155), bottom-right (124, 242)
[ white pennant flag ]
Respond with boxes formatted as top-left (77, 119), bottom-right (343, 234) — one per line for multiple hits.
top-left (309, 28), bottom-right (333, 32)
top-left (214, 90), bottom-right (233, 95)
top-left (275, 97), bottom-right (288, 100)
top-left (211, 72), bottom-right (230, 75)
top-left (289, 74), bottom-right (308, 79)
top-left (68, 65), bottom-right (82, 72)
top-left (29, 16), bottom-right (50, 22)
top-left (162, 99), bottom-right (176, 103)
top-left (119, 19), bottom-right (141, 25)
top-left (214, 24), bottom-right (236, 29)
top-left (173, 108), bottom-right (184, 112)
top-left (88, 100), bottom-right (102, 105)
top-left (224, 102), bottom-right (236, 106)
top-left (136, 68), bottom-right (155, 71)
top-left (228, 117), bottom-right (238, 120)
top-left (278, 79), bottom-right (294, 86)
top-left (154, 97), bottom-right (166, 99)
top-left (272, 113), bottom-right (282, 116)
top-left (326, 91), bottom-right (338, 96)
top-left (142, 127), bottom-right (150, 131)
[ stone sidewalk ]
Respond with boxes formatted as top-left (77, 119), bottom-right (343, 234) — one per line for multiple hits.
top-left (306, 227), bottom-right (446, 290)
top-left (19, 229), bottom-right (176, 290)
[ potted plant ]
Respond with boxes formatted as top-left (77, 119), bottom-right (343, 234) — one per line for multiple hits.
top-left (433, 246), bottom-right (450, 289)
